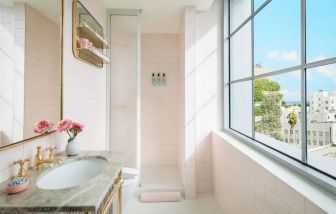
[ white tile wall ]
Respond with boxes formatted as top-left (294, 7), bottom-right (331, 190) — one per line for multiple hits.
top-left (181, 0), bottom-right (222, 196)
top-left (141, 34), bottom-right (181, 166)
top-left (0, 5), bottom-right (18, 147)
top-left (212, 132), bottom-right (331, 214)
top-left (183, 5), bottom-right (197, 199)
top-left (12, 3), bottom-right (25, 143)
top-left (178, 15), bottom-right (186, 191)
top-left (195, 0), bottom-right (221, 194)
top-left (0, 133), bottom-right (65, 183)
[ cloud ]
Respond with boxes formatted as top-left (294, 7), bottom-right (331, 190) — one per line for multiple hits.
top-left (266, 50), bottom-right (299, 63)
top-left (316, 64), bottom-right (336, 83)
top-left (287, 70), bottom-right (313, 81)
top-left (312, 56), bottom-right (336, 82)
top-left (282, 89), bottom-right (301, 102)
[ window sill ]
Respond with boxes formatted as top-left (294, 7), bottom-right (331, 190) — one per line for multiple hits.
top-left (213, 130), bottom-right (336, 213)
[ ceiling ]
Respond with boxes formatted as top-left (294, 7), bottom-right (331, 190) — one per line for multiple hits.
top-left (102, 0), bottom-right (214, 34)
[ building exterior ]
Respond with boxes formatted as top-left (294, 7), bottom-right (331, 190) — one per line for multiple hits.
top-left (281, 90), bottom-right (336, 150)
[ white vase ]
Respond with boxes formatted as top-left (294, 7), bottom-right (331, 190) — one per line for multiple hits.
top-left (65, 139), bottom-right (79, 156)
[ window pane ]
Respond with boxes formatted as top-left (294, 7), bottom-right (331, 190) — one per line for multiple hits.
top-left (230, 81), bottom-right (252, 137)
top-left (254, 0), bottom-right (301, 73)
top-left (254, 71), bottom-right (301, 160)
top-left (254, 0), bottom-right (267, 11)
top-left (306, 0), bottom-right (336, 63)
top-left (230, 21), bottom-right (252, 81)
top-left (230, 0), bottom-right (251, 33)
top-left (307, 64), bottom-right (336, 177)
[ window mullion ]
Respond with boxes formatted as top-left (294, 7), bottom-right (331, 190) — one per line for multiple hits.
top-left (301, 0), bottom-right (307, 163)
top-left (251, 0), bottom-right (255, 139)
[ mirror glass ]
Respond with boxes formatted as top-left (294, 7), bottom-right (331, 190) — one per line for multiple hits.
top-left (0, 0), bottom-right (62, 148)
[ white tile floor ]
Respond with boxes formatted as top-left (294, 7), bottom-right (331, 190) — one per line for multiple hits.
top-left (124, 194), bottom-right (223, 214)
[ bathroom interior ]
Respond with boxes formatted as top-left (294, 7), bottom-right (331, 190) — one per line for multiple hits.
top-left (0, 0), bottom-right (336, 213)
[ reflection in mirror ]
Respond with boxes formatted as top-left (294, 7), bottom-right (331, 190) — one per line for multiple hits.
top-left (0, 0), bottom-right (61, 148)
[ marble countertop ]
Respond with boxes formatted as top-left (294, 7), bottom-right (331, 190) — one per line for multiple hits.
top-left (0, 151), bottom-right (128, 213)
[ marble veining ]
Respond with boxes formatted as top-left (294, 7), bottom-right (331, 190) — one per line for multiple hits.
top-left (0, 151), bottom-right (128, 213)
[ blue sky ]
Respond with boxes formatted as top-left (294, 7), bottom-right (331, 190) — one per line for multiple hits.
top-left (253, 0), bottom-right (336, 102)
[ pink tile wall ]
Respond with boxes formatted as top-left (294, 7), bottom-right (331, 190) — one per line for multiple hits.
top-left (212, 132), bottom-right (332, 214)
top-left (109, 15), bottom-right (138, 169)
top-left (141, 34), bottom-right (181, 166)
top-left (24, 5), bottom-right (61, 139)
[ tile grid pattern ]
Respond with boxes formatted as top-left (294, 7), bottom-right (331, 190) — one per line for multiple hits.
top-left (0, 3), bottom-right (25, 146)
top-left (182, 0), bottom-right (222, 196)
top-left (141, 34), bottom-right (181, 166)
top-left (24, 5), bottom-right (61, 138)
top-left (213, 132), bottom-right (330, 214)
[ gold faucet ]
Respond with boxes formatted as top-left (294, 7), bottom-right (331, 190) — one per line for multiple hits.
top-left (14, 158), bottom-right (29, 177)
top-left (33, 146), bottom-right (62, 169)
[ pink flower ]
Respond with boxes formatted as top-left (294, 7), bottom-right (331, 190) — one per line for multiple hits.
top-left (34, 120), bottom-right (53, 134)
top-left (57, 119), bottom-right (73, 132)
top-left (71, 122), bottom-right (84, 133)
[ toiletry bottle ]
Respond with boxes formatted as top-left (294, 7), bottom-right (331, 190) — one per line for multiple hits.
top-left (157, 73), bottom-right (162, 86)
top-left (152, 73), bottom-right (156, 86)
top-left (162, 73), bottom-right (167, 86)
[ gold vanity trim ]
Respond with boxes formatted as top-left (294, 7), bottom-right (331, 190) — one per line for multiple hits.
top-left (100, 170), bottom-right (124, 214)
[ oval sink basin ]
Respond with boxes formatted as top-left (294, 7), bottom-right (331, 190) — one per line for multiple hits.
top-left (37, 158), bottom-right (108, 190)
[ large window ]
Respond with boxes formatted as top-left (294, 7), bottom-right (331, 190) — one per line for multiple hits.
top-left (227, 0), bottom-right (336, 178)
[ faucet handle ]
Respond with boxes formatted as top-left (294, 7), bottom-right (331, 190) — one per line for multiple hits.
top-left (13, 158), bottom-right (30, 177)
top-left (46, 146), bottom-right (57, 159)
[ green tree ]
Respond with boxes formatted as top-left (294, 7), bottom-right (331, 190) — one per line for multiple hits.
top-left (254, 78), bottom-right (283, 141)
top-left (287, 111), bottom-right (297, 130)
top-left (287, 111), bottom-right (298, 143)
top-left (254, 78), bottom-right (280, 102)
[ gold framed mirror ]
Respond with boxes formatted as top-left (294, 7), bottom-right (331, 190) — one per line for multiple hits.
top-left (0, 0), bottom-right (63, 151)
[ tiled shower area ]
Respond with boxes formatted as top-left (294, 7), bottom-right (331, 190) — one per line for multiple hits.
top-left (108, 0), bottom-right (221, 203)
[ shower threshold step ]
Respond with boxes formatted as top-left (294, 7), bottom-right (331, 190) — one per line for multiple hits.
top-left (140, 166), bottom-right (184, 194)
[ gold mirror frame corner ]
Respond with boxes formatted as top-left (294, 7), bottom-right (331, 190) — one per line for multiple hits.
top-left (0, 0), bottom-right (64, 152)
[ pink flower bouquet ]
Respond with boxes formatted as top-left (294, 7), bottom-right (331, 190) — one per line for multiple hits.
top-left (57, 119), bottom-right (84, 143)
top-left (34, 120), bottom-right (53, 134)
